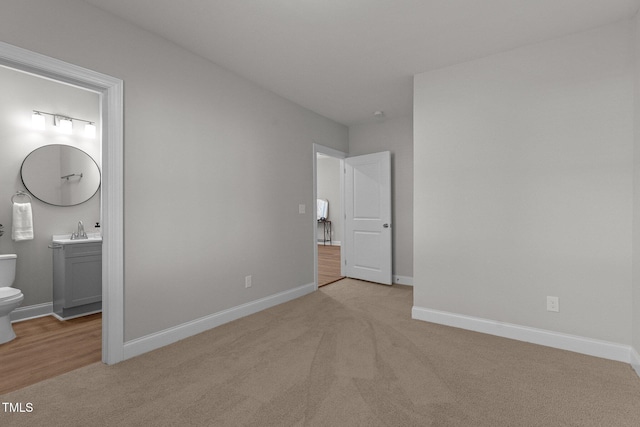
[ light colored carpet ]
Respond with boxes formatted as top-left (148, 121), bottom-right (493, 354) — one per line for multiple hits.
top-left (2, 278), bottom-right (640, 426)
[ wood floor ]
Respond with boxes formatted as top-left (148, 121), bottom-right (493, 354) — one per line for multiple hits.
top-left (318, 244), bottom-right (344, 287)
top-left (0, 313), bottom-right (101, 395)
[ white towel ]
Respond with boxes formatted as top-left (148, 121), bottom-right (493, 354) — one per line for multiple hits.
top-left (317, 199), bottom-right (328, 220)
top-left (12, 202), bottom-right (34, 241)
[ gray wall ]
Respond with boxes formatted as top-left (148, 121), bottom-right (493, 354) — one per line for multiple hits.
top-left (414, 21), bottom-right (633, 344)
top-left (316, 155), bottom-right (342, 244)
top-left (633, 12), bottom-right (640, 355)
top-left (0, 0), bottom-right (348, 341)
top-left (0, 66), bottom-right (100, 307)
top-left (349, 116), bottom-right (414, 280)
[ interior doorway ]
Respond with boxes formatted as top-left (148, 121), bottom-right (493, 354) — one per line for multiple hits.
top-left (313, 144), bottom-right (394, 288)
top-left (313, 144), bottom-right (346, 288)
top-left (0, 64), bottom-right (103, 393)
top-left (0, 42), bottom-right (124, 366)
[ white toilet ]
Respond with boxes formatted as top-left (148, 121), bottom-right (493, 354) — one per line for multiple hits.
top-left (0, 254), bottom-right (24, 344)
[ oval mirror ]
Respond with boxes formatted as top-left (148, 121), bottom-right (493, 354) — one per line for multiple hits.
top-left (21, 145), bottom-right (101, 206)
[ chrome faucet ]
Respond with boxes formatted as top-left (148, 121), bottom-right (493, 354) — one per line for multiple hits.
top-left (71, 221), bottom-right (88, 240)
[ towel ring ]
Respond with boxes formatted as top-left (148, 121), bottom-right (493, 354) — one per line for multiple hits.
top-left (11, 191), bottom-right (32, 204)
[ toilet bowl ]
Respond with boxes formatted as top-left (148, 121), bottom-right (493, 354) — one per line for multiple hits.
top-left (0, 254), bottom-right (24, 344)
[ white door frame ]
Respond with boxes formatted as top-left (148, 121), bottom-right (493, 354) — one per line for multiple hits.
top-left (313, 143), bottom-right (347, 289)
top-left (0, 42), bottom-right (125, 364)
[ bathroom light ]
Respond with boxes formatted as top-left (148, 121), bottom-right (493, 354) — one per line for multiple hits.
top-left (32, 110), bottom-right (97, 139)
top-left (31, 111), bottom-right (45, 130)
top-left (55, 116), bottom-right (73, 134)
top-left (84, 122), bottom-right (96, 139)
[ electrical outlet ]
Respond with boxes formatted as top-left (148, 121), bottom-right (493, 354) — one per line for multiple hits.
top-left (245, 275), bottom-right (252, 288)
top-left (299, 204), bottom-right (306, 214)
top-left (546, 296), bottom-right (559, 312)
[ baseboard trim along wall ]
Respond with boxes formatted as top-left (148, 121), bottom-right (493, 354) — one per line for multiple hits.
top-left (123, 282), bottom-right (316, 360)
top-left (317, 241), bottom-right (341, 246)
top-left (393, 275), bottom-right (413, 286)
top-left (631, 347), bottom-right (640, 377)
top-left (10, 302), bottom-right (53, 323)
top-left (412, 306), bottom-right (637, 369)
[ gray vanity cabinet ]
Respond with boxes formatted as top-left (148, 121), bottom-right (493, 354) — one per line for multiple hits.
top-left (52, 242), bottom-right (102, 319)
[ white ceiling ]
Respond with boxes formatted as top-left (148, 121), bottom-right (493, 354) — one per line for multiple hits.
top-left (81, 0), bottom-right (639, 126)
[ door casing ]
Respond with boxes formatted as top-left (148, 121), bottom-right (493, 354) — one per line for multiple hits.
top-left (313, 144), bottom-right (392, 287)
top-left (0, 42), bottom-right (125, 364)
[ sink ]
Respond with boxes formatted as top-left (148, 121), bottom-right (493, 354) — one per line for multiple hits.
top-left (52, 233), bottom-right (102, 245)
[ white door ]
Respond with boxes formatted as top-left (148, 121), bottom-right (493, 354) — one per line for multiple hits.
top-left (344, 151), bottom-right (392, 285)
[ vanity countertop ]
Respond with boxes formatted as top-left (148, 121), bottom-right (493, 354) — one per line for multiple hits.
top-left (52, 233), bottom-right (102, 245)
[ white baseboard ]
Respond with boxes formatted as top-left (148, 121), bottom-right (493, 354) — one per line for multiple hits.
top-left (123, 282), bottom-right (316, 360)
top-left (10, 302), bottom-right (53, 322)
top-left (393, 275), bottom-right (413, 286)
top-left (51, 310), bottom-right (102, 322)
top-left (412, 306), bottom-right (633, 365)
top-left (631, 347), bottom-right (640, 377)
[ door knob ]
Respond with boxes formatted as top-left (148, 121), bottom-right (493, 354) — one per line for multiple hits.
top-left (383, 223), bottom-right (390, 228)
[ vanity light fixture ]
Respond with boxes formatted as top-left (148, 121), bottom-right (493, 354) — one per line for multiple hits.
top-left (31, 110), bottom-right (97, 139)
top-left (84, 122), bottom-right (96, 138)
top-left (55, 116), bottom-right (73, 134)
top-left (31, 111), bottom-right (46, 130)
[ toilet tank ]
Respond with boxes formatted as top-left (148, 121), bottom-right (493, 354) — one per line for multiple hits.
top-left (0, 254), bottom-right (17, 288)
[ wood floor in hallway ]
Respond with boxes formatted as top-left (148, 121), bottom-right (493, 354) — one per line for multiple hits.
top-left (0, 313), bottom-right (101, 395)
top-left (318, 244), bottom-right (344, 287)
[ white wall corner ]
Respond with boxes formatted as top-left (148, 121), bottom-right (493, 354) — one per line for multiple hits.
top-left (123, 282), bottom-right (316, 360)
top-left (393, 275), bottom-right (413, 286)
top-left (412, 306), bottom-right (633, 365)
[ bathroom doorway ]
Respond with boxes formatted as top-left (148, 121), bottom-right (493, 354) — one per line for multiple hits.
top-left (0, 42), bottom-right (124, 373)
top-left (0, 64), bottom-right (103, 393)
